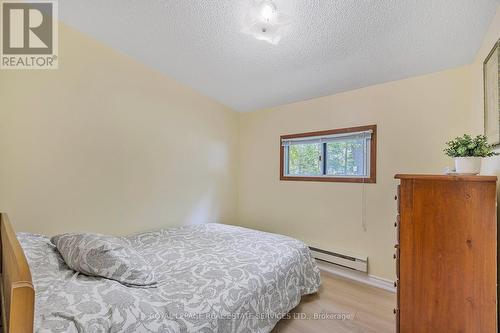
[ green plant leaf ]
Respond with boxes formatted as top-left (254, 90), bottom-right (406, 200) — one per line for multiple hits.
top-left (444, 134), bottom-right (499, 157)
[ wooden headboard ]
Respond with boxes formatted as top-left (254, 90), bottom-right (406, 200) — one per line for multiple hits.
top-left (0, 213), bottom-right (34, 333)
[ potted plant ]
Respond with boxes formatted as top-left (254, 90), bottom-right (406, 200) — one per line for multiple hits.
top-left (444, 134), bottom-right (498, 174)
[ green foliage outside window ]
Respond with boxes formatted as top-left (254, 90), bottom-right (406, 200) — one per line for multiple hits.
top-left (288, 143), bottom-right (321, 175)
top-left (287, 139), bottom-right (366, 176)
top-left (326, 140), bottom-right (365, 176)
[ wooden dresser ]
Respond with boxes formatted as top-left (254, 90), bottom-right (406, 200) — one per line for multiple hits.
top-left (394, 174), bottom-right (498, 333)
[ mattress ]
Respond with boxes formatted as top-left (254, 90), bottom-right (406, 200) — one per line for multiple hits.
top-left (18, 223), bottom-right (321, 333)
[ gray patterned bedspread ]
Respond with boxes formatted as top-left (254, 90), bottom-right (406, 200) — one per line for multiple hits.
top-left (18, 224), bottom-right (321, 333)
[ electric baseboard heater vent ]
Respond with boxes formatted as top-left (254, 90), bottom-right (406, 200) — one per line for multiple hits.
top-left (309, 247), bottom-right (368, 273)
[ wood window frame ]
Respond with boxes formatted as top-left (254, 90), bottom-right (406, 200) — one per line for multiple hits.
top-left (280, 124), bottom-right (377, 183)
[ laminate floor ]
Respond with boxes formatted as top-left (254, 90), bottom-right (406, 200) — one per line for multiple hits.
top-left (273, 272), bottom-right (396, 333)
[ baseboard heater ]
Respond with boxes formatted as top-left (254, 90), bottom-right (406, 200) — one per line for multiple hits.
top-left (309, 247), bottom-right (368, 273)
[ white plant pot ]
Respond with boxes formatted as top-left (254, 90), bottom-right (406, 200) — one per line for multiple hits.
top-left (454, 157), bottom-right (482, 174)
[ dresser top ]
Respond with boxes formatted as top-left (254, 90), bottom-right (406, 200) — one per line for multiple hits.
top-left (394, 174), bottom-right (497, 182)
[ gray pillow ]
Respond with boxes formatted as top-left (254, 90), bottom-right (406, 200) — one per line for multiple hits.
top-left (51, 233), bottom-right (157, 287)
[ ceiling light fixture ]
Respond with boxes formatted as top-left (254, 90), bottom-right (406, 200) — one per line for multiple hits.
top-left (260, 2), bottom-right (277, 22)
top-left (242, 0), bottom-right (290, 45)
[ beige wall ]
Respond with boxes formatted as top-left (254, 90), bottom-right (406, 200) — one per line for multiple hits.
top-left (468, 5), bottom-right (500, 181)
top-left (237, 66), bottom-right (472, 280)
top-left (0, 24), bottom-right (239, 235)
top-left (1, 10), bottom-right (498, 282)
top-left (469, 6), bottom-right (500, 137)
top-left (236, 7), bottom-right (500, 281)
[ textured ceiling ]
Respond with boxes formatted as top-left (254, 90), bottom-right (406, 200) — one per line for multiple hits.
top-left (58, 0), bottom-right (499, 112)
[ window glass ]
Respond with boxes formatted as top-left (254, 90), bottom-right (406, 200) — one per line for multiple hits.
top-left (280, 125), bottom-right (376, 183)
top-left (326, 139), bottom-right (366, 176)
top-left (287, 143), bottom-right (322, 176)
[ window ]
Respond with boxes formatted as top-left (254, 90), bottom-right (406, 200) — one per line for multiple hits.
top-left (280, 125), bottom-right (376, 183)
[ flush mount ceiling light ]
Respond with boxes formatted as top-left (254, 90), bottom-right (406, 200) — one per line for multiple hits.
top-left (260, 1), bottom-right (277, 22)
top-left (241, 0), bottom-right (290, 45)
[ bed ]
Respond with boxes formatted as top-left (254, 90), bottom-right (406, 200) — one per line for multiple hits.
top-left (0, 213), bottom-right (321, 333)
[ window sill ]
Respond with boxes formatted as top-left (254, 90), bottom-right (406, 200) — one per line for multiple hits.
top-left (280, 175), bottom-right (376, 183)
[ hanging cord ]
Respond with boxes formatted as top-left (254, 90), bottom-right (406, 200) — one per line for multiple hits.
top-left (361, 139), bottom-right (368, 231)
top-left (362, 180), bottom-right (367, 231)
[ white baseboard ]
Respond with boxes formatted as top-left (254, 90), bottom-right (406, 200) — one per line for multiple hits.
top-left (317, 260), bottom-right (396, 293)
